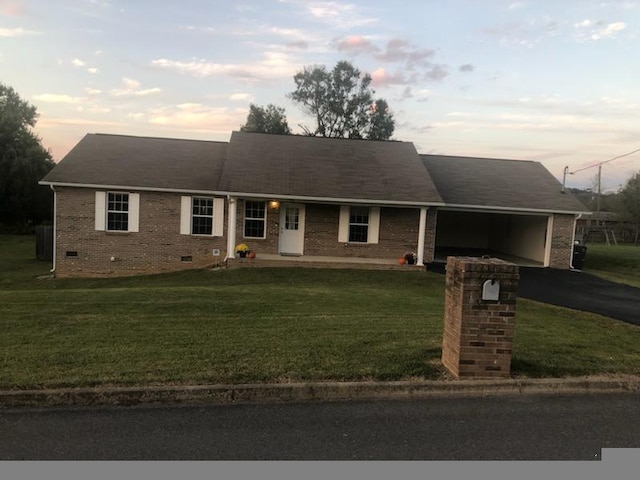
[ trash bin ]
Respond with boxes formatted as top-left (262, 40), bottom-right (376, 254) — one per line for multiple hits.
top-left (572, 244), bottom-right (587, 270)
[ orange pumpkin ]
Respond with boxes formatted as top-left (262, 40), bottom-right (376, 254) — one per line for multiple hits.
top-left (398, 257), bottom-right (406, 265)
top-left (247, 251), bottom-right (256, 259)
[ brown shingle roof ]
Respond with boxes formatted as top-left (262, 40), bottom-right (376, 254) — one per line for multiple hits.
top-left (219, 131), bottom-right (443, 204)
top-left (422, 154), bottom-right (590, 213)
top-left (40, 134), bottom-right (227, 192)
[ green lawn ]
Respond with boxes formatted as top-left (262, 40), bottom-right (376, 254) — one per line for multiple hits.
top-left (1, 235), bottom-right (639, 390)
top-left (583, 243), bottom-right (640, 287)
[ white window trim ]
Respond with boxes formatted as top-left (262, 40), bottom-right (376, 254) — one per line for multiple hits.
top-left (95, 191), bottom-right (139, 233)
top-left (338, 206), bottom-right (380, 244)
top-left (243, 200), bottom-right (267, 239)
top-left (180, 196), bottom-right (224, 236)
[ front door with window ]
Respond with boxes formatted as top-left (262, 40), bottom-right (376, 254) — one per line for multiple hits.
top-left (279, 203), bottom-right (305, 255)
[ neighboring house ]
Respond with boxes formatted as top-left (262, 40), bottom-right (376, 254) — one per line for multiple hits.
top-left (39, 131), bottom-right (589, 277)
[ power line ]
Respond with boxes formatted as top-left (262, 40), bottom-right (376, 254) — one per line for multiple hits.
top-left (561, 146), bottom-right (640, 193)
top-left (569, 147), bottom-right (640, 175)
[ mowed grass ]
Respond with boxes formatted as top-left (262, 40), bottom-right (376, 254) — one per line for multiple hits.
top-left (1, 235), bottom-right (639, 390)
top-left (583, 243), bottom-right (640, 288)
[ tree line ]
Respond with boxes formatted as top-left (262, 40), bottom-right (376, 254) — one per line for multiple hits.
top-left (0, 83), bottom-right (54, 232)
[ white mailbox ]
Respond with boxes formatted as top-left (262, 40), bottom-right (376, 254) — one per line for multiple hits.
top-left (482, 279), bottom-right (500, 301)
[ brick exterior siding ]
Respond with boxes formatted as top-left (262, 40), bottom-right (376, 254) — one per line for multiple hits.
top-left (54, 187), bottom-right (228, 277)
top-left (549, 214), bottom-right (576, 269)
top-left (233, 200), bottom-right (435, 262)
top-left (52, 187), bottom-right (575, 277)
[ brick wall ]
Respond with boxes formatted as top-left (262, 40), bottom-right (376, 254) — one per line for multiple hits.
top-left (424, 207), bottom-right (438, 263)
top-left (549, 214), bottom-right (576, 269)
top-left (54, 187), bottom-right (228, 277)
top-left (441, 256), bottom-right (519, 379)
top-left (233, 200), bottom-right (436, 262)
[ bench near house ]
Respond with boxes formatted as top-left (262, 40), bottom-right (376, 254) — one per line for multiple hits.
top-left (39, 131), bottom-right (589, 277)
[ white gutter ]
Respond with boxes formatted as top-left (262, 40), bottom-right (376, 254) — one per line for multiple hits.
top-left (221, 192), bottom-right (444, 208)
top-left (38, 182), bottom-right (445, 208)
top-left (570, 213), bottom-right (583, 270)
top-left (38, 181), bottom-right (227, 197)
top-left (438, 204), bottom-right (590, 216)
top-left (49, 185), bottom-right (57, 275)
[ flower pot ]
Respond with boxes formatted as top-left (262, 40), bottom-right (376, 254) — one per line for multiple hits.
top-left (238, 251), bottom-right (247, 258)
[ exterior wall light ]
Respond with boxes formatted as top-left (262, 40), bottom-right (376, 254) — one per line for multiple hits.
top-left (269, 200), bottom-right (280, 209)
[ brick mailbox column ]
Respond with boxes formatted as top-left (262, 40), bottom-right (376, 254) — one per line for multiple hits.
top-left (441, 257), bottom-right (519, 379)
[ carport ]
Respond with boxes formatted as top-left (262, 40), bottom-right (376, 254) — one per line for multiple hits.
top-left (433, 209), bottom-right (550, 267)
top-left (421, 154), bottom-right (589, 270)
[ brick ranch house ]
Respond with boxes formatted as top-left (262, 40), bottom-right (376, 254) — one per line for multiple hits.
top-left (39, 131), bottom-right (589, 277)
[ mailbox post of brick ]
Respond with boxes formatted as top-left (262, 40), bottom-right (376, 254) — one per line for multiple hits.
top-left (441, 257), bottom-right (519, 379)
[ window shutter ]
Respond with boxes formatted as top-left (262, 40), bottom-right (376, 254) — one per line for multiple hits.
top-left (368, 207), bottom-right (380, 244)
top-left (338, 206), bottom-right (350, 243)
top-left (95, 191), bottom-right (106, 231)
top-left (128, 193), bottom-right (140, 232)
top-left (180, 196), bottom-right (191, 235)
top-left (213, 197), bottom-right (225, 236)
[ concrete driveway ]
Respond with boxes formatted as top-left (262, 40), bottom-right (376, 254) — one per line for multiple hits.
top-left (518, 268), bottom-right (640, 326)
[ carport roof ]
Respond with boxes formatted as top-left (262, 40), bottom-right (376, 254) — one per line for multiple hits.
top-left (421, 154), bottom-right (590, 214)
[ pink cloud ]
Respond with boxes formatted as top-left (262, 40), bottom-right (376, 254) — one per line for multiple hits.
top-left (1, 1), bottom-right (26, 16)
top-left (336, 35), bottom-right (379, 54)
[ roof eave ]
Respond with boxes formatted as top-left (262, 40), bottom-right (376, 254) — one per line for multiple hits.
top-left (223, 191), bottom-right (444, 207)
top-left (38, 181), bottom-right (226, 197)
top-left (439, 203), bottom-right (590, 215)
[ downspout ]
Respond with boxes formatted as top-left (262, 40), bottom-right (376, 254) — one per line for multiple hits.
top-left (417, 207), bottom-right (427, 266)
top-left (49, 185), bottom-right (57, 275)
top-left (225, 195), bottom-right (237, 261)
top-left (570, 213), bottom-right (583, 270)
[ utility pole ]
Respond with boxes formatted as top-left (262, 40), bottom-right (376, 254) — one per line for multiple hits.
top-left (596, 164), bottom-right (602, 226)
top-left (561, 166), bottom-right (569, 193)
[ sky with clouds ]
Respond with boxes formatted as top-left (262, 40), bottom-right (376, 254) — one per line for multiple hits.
top-left (2, 0), bottom-right (640, 192)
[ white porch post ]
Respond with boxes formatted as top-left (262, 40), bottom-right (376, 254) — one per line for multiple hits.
top-left (227, 196), bottom-right (237, 259)
top-left (417, 207), bottom-right (427, 266)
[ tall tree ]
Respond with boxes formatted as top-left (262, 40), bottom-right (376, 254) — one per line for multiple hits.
top-left (289, 60), bottom-right (395, 140)
top-left (619, 171), bottom-right (640, 244)
top-left (240, 103), bottom-right (291, 134)
top-left (367, 99), bottom-right (395, 141)
top-left (0, 83), bottom-right (54, 231)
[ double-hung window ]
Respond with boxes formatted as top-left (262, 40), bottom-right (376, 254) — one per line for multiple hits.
top-left (191, 197), bottom-right (213, 235)
top-left (338, 206), bottom-right (380, 244)
top-left (348, 207), bottom-right (369, 243)
top-left (244, 200), bottom-right (266, 238)
top-left (95, 191), bottom-right (139, 233)
top-left (107, 192), bottom-right (129, 231)
top-left (180, 196), bottom-right (224, 236)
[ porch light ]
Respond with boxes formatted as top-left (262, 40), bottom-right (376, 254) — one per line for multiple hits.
top-left (269, 200), bottom-right (280, 209)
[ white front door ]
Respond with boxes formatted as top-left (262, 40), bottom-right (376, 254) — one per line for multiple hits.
top-left (279, 203), bottom-right (305, 255)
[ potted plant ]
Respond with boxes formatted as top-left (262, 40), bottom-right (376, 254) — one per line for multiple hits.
top-left (235, 243), bottom-right (250, 258)
top-left (403, 251), bottom-right (416, 265)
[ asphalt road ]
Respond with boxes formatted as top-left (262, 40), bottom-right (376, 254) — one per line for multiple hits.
top-left (1, 393), bottom-right (638, 460)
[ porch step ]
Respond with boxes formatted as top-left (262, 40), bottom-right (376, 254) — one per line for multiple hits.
top-left (226, 258), bottom-right (425, 271)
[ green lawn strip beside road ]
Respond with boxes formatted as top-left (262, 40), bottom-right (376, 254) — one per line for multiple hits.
top-left (1, 235), bottom-right (639, 390)
top-left (583, 243), bottom-right (640, 288)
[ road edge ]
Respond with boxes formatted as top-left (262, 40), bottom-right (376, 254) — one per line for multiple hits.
top-left (2, 375), bottom-right (639, 408)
